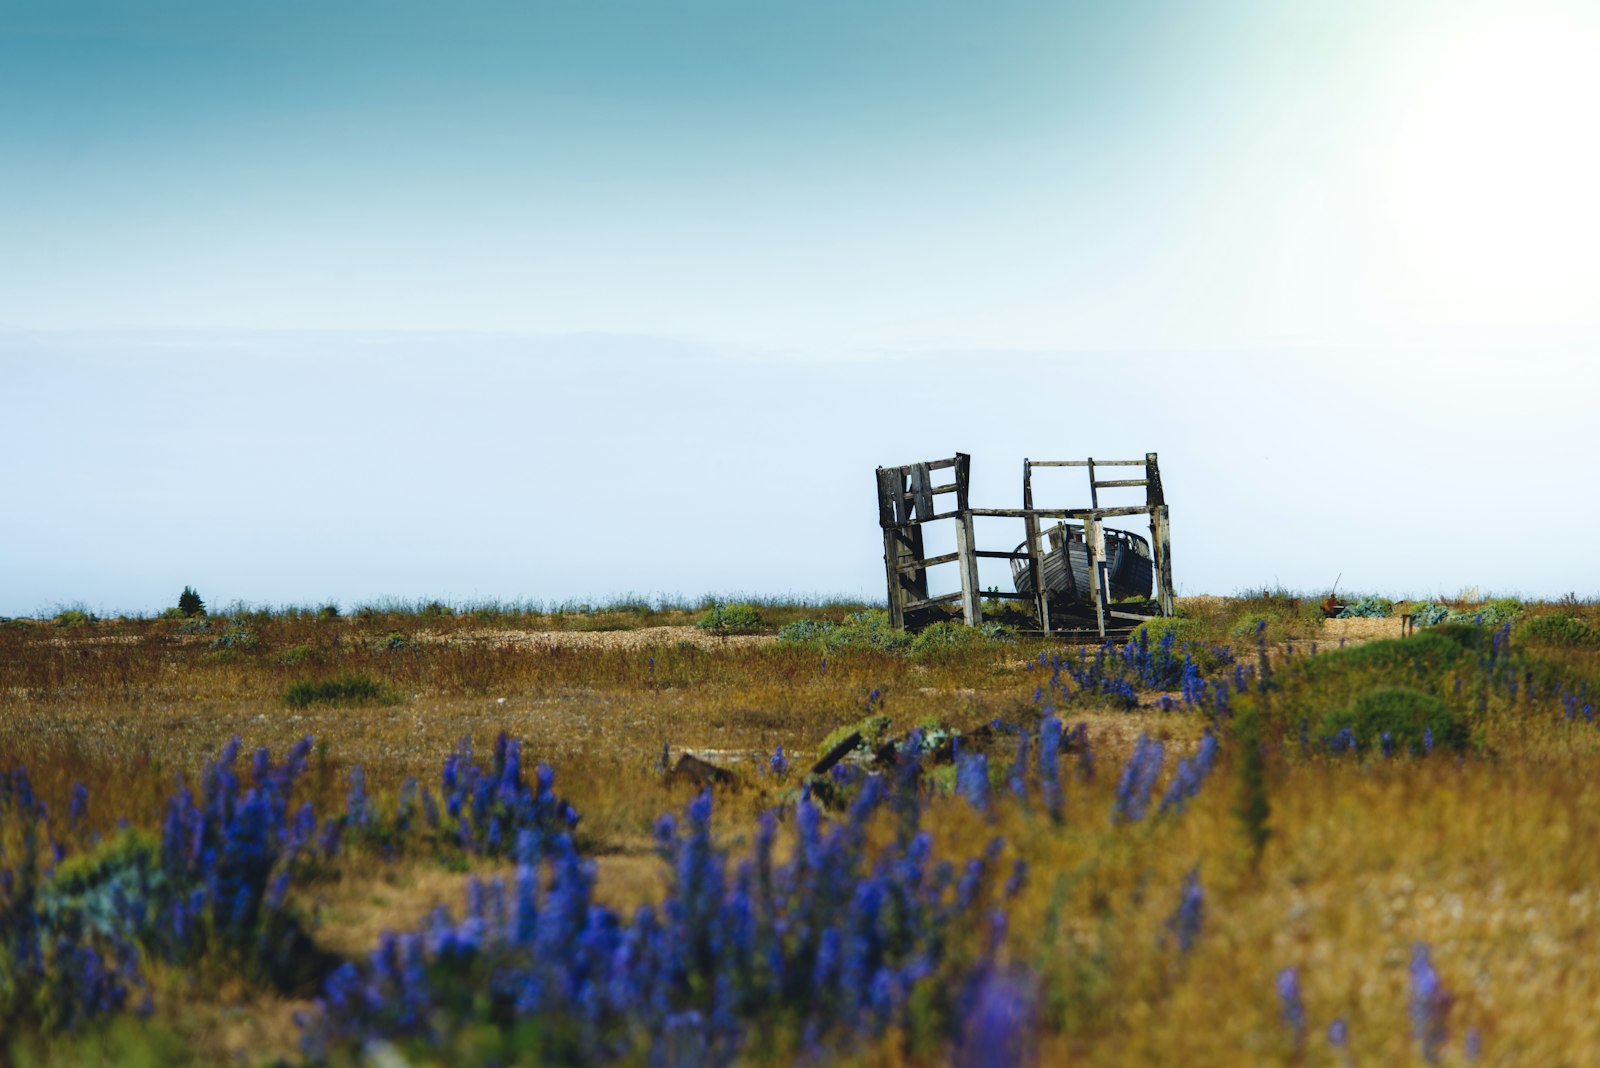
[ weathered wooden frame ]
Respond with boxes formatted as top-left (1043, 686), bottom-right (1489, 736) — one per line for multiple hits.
top-left (874, 451), bottom-right (1174, 637)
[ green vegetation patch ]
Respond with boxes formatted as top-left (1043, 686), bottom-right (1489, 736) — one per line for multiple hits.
top-left (283, 673), bottom-right (394, 709)
top-left (1318, 685), bottom-right (1469, 753)
top-left (1517, 613), bottom-right (1599, 647)
top-left (695, 602), bottom-right (765, 634)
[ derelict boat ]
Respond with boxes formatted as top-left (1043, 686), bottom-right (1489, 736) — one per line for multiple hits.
top-left (1009, 522), bottom-right (1154, 605)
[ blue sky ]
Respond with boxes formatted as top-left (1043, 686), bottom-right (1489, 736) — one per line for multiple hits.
top-left (3, 1), bottom-right (1598, 613)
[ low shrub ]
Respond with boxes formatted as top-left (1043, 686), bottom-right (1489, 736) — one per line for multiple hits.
top-left (1518, 613), bottom-right (1599, 647)
top-left (208, 623), bottom-right (257, 650)
top-left (51, 609), bottom-right (97, 628)
top-left (1338, 597), bottom-right (1393, 619)
top-left (909, 620), bottom-right (1014, 659)
top-left (695, 602), bottom-right (764, 633)
top-left (284, 674), bottom-right (392, 710)
top-left (1318, 686), bottom-right (1468, 754)
top-left (776, 609), bottom-right (912, 652)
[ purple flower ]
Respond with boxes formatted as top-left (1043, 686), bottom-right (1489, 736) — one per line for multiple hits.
top-left (1410, 942), bottom-right (1452, 1063)
top-left (1164, 868), bottom-right (1203, 953)
top-left (1277, 966), bottom-right (1306, 1045)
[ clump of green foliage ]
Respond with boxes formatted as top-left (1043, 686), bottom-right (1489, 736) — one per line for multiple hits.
top-left (51, 609), bottom-right (97, 628)
top-left (419, 600), bottom-right (455, 618)
top-left (283, 674), bottom-right (393, 709)
top-left (277, 644), bottom-right (317, 667)
top-left (695, 602), bottom-right (765, 634)
top-left (777, 609), bottom-right (912, 652)
top-left (1318, 685), bottom-right (1468, 754)
top-left (177, 586), bottom-right (206, 618)
top-left (908, 620), bottom-right (1014, 659)
top-left (777, 609), bottom-right (1015, 656)
top-left (208, 623), bottom-right (257, 650)
top-left (1518, 613), bottom-right (1599, 647)
top-left (1338, 597), bottom-right (1393, 618)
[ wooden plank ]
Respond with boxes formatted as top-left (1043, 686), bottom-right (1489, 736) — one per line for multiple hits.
top-left (1145, 452), bottom-right (1166, 507)
top-left (1087, 457), bottom-right (1099, 509)
top-left (954, 512), bottom-right (982, 626)
top-left (1084, 516), bottom-right (1108, 638)
top-left (882, 527), bottom-right (906, 629)
top-left (1151, 503), bottom-right (1175, 617)
top-left (967, 506), bottom-right (1153, 519)
top-left (904, 591), bottom-right (962, 612)
top-left (1028, 458), bottom-right (1145, 468)
top-left (974, 550), bottom-right (1030, 560)
top-left (954, 453), bottom-right (971, 512)
top-left (1093, 479), bottom-right (1148, 489)
top-left (874, 468), bottom-right (897, 528)
top-left (912, 463), bottom-right (936, 521)
top-left (1023, 458), bottom-right (1048, 634)
top-left (898, 551), bottom-right (959, 572)
top-left (899, 508), bottom-right (964, 524)
top-left (977, 590), bottom-right (1035, 600)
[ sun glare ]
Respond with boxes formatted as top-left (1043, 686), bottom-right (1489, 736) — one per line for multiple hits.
top-left (1391, 19), bottom-right (1600, 330)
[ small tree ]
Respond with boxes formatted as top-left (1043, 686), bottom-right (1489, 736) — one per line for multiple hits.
top-left (178, 586), bottom-right (206, 618)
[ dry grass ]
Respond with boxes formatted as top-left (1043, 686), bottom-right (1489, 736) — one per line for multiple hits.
top-left (5, 598), bottom-right (1600, 1064)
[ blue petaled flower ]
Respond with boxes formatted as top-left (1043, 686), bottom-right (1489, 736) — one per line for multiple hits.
top-left (1277, 966), bottom-right (1306, 1045)
top-left (1409, 942), bottom-right (1451, 1063)
top-left (1112, 734), bottom-right (1165, 823)
top-left (1164, 868), bottom-right (1203, 954)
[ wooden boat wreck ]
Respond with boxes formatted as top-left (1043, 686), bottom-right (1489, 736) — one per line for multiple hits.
top-left (1009, 522), bottom-right (1154, 606)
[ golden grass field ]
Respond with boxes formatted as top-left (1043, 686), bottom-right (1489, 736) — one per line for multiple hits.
top-left (3, 593), bottom-right (1599, 1065)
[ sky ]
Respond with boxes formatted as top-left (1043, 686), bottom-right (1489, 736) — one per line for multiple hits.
top-left (3, 1), bottom-right (1598, 614)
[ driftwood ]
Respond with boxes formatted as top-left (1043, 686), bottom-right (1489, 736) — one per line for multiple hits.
top-left (665, 753), bottom-right (738, 790)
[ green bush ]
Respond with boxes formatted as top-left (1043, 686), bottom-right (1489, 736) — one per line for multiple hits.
top-left (776, 609), bottom-right (912, 652)
top-left (419, 601), bottom-right (455, 618)
top-left (695, 602), bottom-right (764, 633)
top-left (278, 644), bottom-right (316, 667)
top-left (1133, 616), bottom-right (1203, 646)
top-left (1518, 613), bottom-right (1599, 647)
top-left (283, 674), bottom-right (392, 709)
top-left (209, 623), bottom-right (257, 650)
top-left (1338, 597), bottom-right (1393, 619)
top-left (908, 620), bottom-right (1014, 659)
top-left (1318, 685), bottom-right (1468, 754)
top-left (51, 609), bottom-right (96, 628)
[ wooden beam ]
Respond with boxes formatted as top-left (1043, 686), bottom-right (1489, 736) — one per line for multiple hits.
top-left (954, 511), bottom-right (982, 626)
top-left (904, 591), bottom-right (962, 612)
top-left (1084, 515), bottom-right (1108, 638)
top-left (1151, 503), bottom-right (1175, 618)
top-left (1093, 479), bottom-right (1149, 489)
top-left (967, 506), bottom-right (1153, 519)
top-left (898, 551), bottom-right (959, 572)
top-left (1027, 459), bottom-right (1145, 468)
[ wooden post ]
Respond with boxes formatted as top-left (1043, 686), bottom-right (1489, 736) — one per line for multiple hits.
top-left (1151, 504), bottom-right (1174, 618)
top-left (877, 468), bottom-right (909, 630)
top-left (955, 511), bottom-right (982, 626)
top-left (1022, 459), bottom-right (1049, 633)
top-left (1084, 514), bottom-right (1108, 637)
